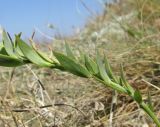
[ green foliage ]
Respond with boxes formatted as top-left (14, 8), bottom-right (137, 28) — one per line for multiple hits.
top-left (65, 42), bottom-right (76, 60)
top-left (104, 57), bottom-right (117, 82)
top-left (53, 51), bottom-right (91, 77)
top-left (124, 25), bottom-right (144, 39)
top-left (96, 51), bottom-right (111, 84)
top-left (84, 55), bottom-right (98, 75)
top-left (30, 39), bottom-right (53, 63)
top-left (0, 54), bottom-right (24, 67)
top-left (0, 45), bottom-right (8, 55)
top-left (2, 30), bottom-right (17, 57)
top-left (0, 30), bottom-right (160, 126)
top-left (134, 90), bottom-right (142, 103)
top-left (147, 92), bottom-right (154, 112)
top-left (16, 36), bottom-right (54, 67)
top-left (120, 65), bottom-right (135, 96)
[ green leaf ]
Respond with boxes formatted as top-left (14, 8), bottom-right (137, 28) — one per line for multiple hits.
top-left (50, 51), bottom-right (60, 64)
top-left (120, 64), bottom-right (127, 85)
top-left (14, 35), bottom-right (27, 59)
top-left (65, 42), bottom-right (76, 60)
top-left (119, 77), bottom-right (123, 86)
top-left (0, 42), bottom-right (3, 49)
top-left (29, 39), bottom-right (53, 63)
top-left (96, 51), bottom-right (110, 84)
top-left (120, 64), bottom-right (134, 95)
top-left (84, 55), bottom-right (98, 75)
top-left (0, 43), bottom-right (8, 55)
top-left (0, 54), bottom-right (24, 67)
top-left (104, 57), bottom-right (117, 82)
top-left (15, 43), bottom-right (25, 58)
top-left (16, 36), bottom-right (54, 67)
top-left (126, 26), bottom-right (143, 39)
top-left (134, 90), bottom-right (142, 103)
top-left (147, 92), bottom-right (154, 112)
top-left (78, 49), bottom-right (85, 64)
top-left (0, 46), bottom-right (8, 55)
top-left (36, 50), bottom-right (54, 63)
top-left (53, 51), bottom-right (91, 77)
top-left (2, 30), bottom-right (16, 57)
top-left (96, 51), bottom-right (126, 93)
top-left (17, 32), bottom-right (22, 37)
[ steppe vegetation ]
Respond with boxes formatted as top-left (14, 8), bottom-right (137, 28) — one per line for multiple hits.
top-left (0, 0), bottom-right (160, 126)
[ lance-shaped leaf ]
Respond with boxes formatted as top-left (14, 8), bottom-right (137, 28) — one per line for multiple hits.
top-left (0, 43), bottom-right (8, 55)
top-left (14, 35), bottom-right (31, 64)
top-left (50, 50), bottom-right (60, 64)
top-left (134, 90), bottom-right (142, 103)
top-left (96, 51), bottom-right (127, 93)
top-left (16, 36), bottom-right (54, 67)
top-left (36, 49), bottom-right (54, 63)
top-left (29, 39), bottom-right (54, 63)
top-left (0, 46), bottom-right (8, 55)
top-left (105, 57), bottom-right (117, 82)
top-left (2, 30), bottom-right (16, 57)
top-left (14, 34), bottom-right (25, 58)
top-left (120, 64), bottom-right (134, 95)
top-left (147, 92), bottom-right (154, 112)
top-left (78, 49), bottom-right (85, 64)
top-left (96, 51), bottom-right (111, 84)
top-left (53, 51), bottom-right (91, 77)
top-left (0, 42), bottom-right (3, 49)
top-left (84, 55), bottom-right (98, 75)
top-left (65, 42), bottom-right (76, 60)
top-left (119, 77), bottom-right (123, 86)
top-left (0, 54), bottom-right (24, 67)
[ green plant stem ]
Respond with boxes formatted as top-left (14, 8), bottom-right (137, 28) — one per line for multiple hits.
top-left (140, 102), bottom-right (160, 127)
top-left (93, 76), bottom-right (128, 94)
top-left (93, 76), bottom-right (160, 126)
top-left (1, 32), bottom-right (160, 126)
